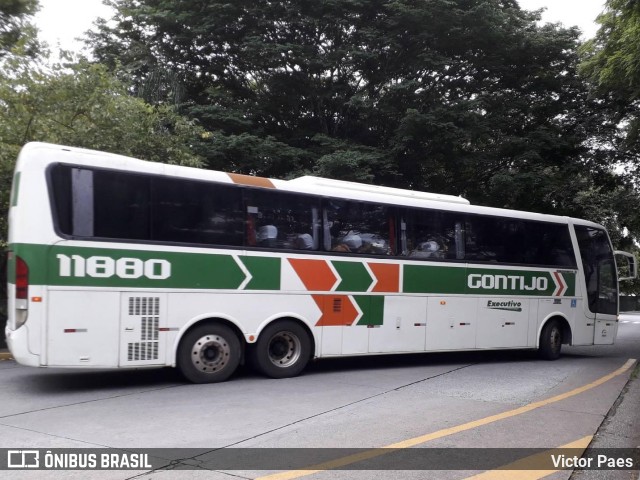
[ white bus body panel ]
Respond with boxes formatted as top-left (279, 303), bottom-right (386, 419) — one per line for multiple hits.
top-left (47, 290), bottom-right (120, 366)
top-left (368, 296), bottom-right (428, 353)
top-left (425, 297), bottom-right (477, 351)
top-left (6, 143), bottom-right (627, 376)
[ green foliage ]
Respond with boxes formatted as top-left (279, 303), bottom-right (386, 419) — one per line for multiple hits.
top-left (91, 0), bottom-right (632, 213)
top-left (0, 0), bottom-right (40, 58)
top-left (85, 0), bottom-right (639, 245)
top-left (579, 0), bottom-right (640, 189)
top-left (580, 0), bottom-right (640, 102)
top-left (0, 54), bottom-right (205, 245)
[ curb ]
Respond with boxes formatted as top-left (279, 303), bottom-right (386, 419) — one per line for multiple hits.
top-left (570, 361), bottom-right (640, 480)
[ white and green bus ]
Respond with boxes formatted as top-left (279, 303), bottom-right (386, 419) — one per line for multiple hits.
top-left (5, 143), bottom-right (636, 383)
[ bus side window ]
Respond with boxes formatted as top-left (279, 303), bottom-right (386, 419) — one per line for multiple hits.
top-left (93, 170), bottom-right (151, 240)
top-left (465, 216), bottom-right (577, 267)
top-left (244, 190), bottom-right (321, 251)
top-left (402, 208), bottom-right (461, 261)
top-left (324, 200), bottom-right (393, 255)
top-left (152, 177), bottom-right (244, 246)
top-left (527, 225), bottom-right (576, 267)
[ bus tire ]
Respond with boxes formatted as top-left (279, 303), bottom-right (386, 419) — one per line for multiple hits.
top-left (177, 323), bottom-right (241, 383)
top-left (251, 320), bottom-right (311, 379)
top-left (538, 319), bottom-right (562, 360)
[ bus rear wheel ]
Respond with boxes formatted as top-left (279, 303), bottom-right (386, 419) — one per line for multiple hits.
top-left (177, 323), bottom-right (241, 383)
top-left (251, 320), bottom-right (311, 379)
top-left (538, 319), bottom-right (562, 360)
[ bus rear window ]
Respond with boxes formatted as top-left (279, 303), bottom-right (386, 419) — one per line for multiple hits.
top-left (94, 170), bottom-right (151, 239)
top-left (48, 164), bottom-right (243, 246)
top-left (50, 164), bottom-right (73, 235)
top-left (49, 165), bottom-right (151, 239)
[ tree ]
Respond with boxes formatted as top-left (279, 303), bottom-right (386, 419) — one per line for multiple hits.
top-left (0, 55), bottom-right (205, 246)
top-left (580, 0), bottom-right (640, 122)
top-left (580, 0), bottom-right (640, 176)
top-left (89, 0), bottom-right (640, 241)
top-left (0, 0), bottom-right (39, 58)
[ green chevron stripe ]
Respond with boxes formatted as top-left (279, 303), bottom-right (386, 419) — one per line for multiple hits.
top-left (561, 271), bottom-right (577, 296)
top-left (8, 243), bottom-right (578, 298)
top-left (242, 256), bottom-right (281, 290)
top-left (354, 295), bottom-right (384, 326)
top-left (332, 261), bottom-right (373, 292)
top-left (12, 243), bottom-right (247, 290)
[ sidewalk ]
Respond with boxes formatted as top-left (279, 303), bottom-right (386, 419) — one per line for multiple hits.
top-left (0, 343), bottom-right (637, 477)
top-left (571, 362), bottom-right (640, 480)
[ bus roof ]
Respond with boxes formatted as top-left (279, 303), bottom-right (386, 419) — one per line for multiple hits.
top-left (17, 142), bottom-right (604, 229)
top-left (287, 176), bottom-right (471, 205)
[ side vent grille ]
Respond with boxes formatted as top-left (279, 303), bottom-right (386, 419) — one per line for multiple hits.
top-left (333, 297), bottom-right (342, 313)
top-left (127, 297), bottom-right (160, 362)
top-left (127, 342), bottom-right (159, 362)
top-left (128, 296), bottom-right (160, 317)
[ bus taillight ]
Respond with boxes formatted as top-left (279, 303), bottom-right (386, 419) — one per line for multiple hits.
top-left (14, 255), bottom-right (29, 329)
top-left (16, 255), bottom-right (29, 300)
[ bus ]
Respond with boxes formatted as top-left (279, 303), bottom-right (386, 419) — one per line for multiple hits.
top-left (5, 143), bottom-right (637, 383)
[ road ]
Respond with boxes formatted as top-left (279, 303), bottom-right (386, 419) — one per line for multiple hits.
top-left (0, 317), bottom-right (639, 480)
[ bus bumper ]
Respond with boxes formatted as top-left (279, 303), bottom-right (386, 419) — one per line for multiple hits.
top-left (5, 325), bottom-right (40, 367)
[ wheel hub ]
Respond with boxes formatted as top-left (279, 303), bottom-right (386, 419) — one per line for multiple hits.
top-left (191, 335), bottom-right (230, 373)
top-left (267, 331), bottom-right (301, 368)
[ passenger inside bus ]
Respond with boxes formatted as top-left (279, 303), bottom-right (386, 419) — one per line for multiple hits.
top-left (257, 225), bottom-right (278, 247)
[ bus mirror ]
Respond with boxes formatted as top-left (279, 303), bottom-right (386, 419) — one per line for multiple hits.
top-left (614, 251), bottom-right (637, 281)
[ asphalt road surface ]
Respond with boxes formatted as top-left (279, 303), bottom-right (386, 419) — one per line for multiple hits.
top-left (1, 316), bottom-right (639, 480)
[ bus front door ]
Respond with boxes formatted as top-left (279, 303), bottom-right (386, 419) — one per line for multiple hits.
top-left (575, 225), bottom-right (618, 346)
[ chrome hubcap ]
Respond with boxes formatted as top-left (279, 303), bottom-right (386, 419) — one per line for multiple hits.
top-left (191, 334), bottom-right (230, 373)
top-left (268, 331), bottom-right (301, 368)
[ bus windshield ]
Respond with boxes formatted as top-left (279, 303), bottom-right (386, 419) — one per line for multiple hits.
top-left (575, 225), bottom-right (617, 315)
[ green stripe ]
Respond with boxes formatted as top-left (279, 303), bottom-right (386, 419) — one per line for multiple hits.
top-left (404, 264), bottom-right (576, 296)
top-left (333, 261), bottom-right (373, 292)
top-left (242, 256), bottom-right (280, 290)
top-left (354, 295), bottom-right (384, 326)
top-left (404, 264), bottom-right (467, 294)
top-left (6, 251), bottom-right (16, 283)
top-left (562, 271), bottom-right (577, 296)
top-left (9, 243), bottom-right (577, 297)
top-left (10, 243), bottom-right (48, 284)
top-left (13, 243), bottom-right (247, 290)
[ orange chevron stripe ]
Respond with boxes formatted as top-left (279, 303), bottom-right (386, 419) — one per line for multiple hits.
top-left (369, 263), bottom-right (400, 293)
top-left (288, 258), bottom-right (337, 291)
top-left (312, 295), bottom-right (359, 326)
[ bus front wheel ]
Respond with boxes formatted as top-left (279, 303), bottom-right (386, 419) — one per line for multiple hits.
top-left (538, 319), bottom-right (562, 360)
top-left (177, 323), bottom-right (241, 383)
top-left (250, 320), bottom-right (311, 379)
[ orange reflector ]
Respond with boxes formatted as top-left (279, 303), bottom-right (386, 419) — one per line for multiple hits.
top-left (440, 300), bottom-right (446, 305)
top-left (249, 335), bottom-right (255, 341)
top-left (31, 296), bottom-right (42, 302)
